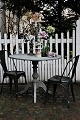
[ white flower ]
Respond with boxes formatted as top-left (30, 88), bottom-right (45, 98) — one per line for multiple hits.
top-left (46, 26), bottom-right (55, 34)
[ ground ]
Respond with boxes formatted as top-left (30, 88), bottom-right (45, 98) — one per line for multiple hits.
top-left (0, 82), bottom-right (80, 120)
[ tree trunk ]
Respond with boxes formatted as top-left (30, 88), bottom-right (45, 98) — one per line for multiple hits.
top-left (16, 10), bottom-right (20, 38)
top-left (0, 0), bottom-right (6, 38)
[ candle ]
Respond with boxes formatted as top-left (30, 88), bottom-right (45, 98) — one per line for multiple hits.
top-left (30, 19), bottom-right (32, 24)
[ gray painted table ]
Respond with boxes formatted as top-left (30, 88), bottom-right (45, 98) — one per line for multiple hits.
top-left (9, 54), bottom-right (61, 103)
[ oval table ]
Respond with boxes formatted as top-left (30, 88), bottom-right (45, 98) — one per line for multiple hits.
top-left (9, 54), bottom-right (61, 103)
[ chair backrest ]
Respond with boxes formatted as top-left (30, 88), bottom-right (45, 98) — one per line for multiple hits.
top-left (0, 50), bottom-right (17, 72)
top-left (0, 50), bottom-right (8, 72)
top-left (61, 55), bottom-right (79, 81)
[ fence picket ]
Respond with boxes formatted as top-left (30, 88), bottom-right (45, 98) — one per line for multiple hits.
top-left (0, 31), bottom-right (76, 83)
top-left (61, 33), bottom-right (64, 74)
top-left (10, 34), bottom-right (13, 54)
top-left (73, 29), bottom-right (76, 57)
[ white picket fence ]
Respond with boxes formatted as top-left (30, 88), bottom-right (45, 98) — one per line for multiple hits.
top-left (0, 30), bottom-right (76, 83)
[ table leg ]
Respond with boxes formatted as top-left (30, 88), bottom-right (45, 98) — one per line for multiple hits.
top-left (19, 61), bottom-right (47, 103)
top-left (32, 61), bottom-right (38, 103)
top-left (19, 82), bottom-right (33, 94)
top-left (33, 81), bottom-right (47, 103)
top-left (34, 82), bottom-right (37, 103)
top-left (36, 81), bottom-right (47, 91)
top-left (32, 61), bottom-right (47, 103)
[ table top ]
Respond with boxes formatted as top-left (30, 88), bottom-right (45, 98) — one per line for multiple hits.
top-left (9, 54), bottom-right (61, 61)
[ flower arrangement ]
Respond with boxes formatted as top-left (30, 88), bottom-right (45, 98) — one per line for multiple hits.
top-left (35, 30), bottom-right (49, 57)
top-left (35, 31), bottom-right (48, 49)
top-left (40, 26), bottom-right (55, 57)
top-left (38, 31), bottom-right (48, 39)
top-left (20, 12), bottom-right (55, 57)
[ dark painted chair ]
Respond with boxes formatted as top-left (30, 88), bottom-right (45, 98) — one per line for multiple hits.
top-left (44, 55), bottom-right (79, 107)
top-left (0, 50), bottom-right (27, 98)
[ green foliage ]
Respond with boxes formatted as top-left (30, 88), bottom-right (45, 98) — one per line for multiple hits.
top-left (2, 0), bottom-right (80, 33)
top-left (39, 0), bottom-right (78, 32)
top-left (41, 41), bottom-right (50, 57)
top-left (41, 46), bottom-right (50, 57)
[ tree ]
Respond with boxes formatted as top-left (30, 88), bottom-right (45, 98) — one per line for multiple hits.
top-left (37, 0), bottom-right (79, 32)
top-left (2, 0), bottom-right (80, 34)
top-left (0, 0), bottom-right (6, 38)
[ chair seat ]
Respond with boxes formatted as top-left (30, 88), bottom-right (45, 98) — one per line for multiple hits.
top-left (48, 75), bottom-right (72, 83)
top-left (4, 71), bottom-right (25, 79)
top-left (5, 71), bottom-right (25, 76)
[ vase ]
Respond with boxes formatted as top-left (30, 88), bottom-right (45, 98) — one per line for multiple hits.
top-left (41, 40), bottom-right (50, 57)
top-left (35, 37), bottom-right (42, 57)
top-left (35, 48), bottom-right (41, 57)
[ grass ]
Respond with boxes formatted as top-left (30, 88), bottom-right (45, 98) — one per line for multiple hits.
top-left (0, 82), bottom-right (80, 120)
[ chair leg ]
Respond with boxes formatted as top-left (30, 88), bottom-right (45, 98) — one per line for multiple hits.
top-left (14, 78), bottom-right (18, 99)
top-left (9, 78), bottom-right (12, 91)
top-left (24, 74), bottom-right (27, 84)
top-left (53, 84), bottom-right (57, 100)
top-left (70, 83), bottom-right (75, 101)
top-left (53, 84), bottom-right (57, 101)
top-left (64, 84), bottom-right (70, 108)
top-left (44, 83), bottom-right (50, 104)
top-left (1, 78), bottom-right (5, 94)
